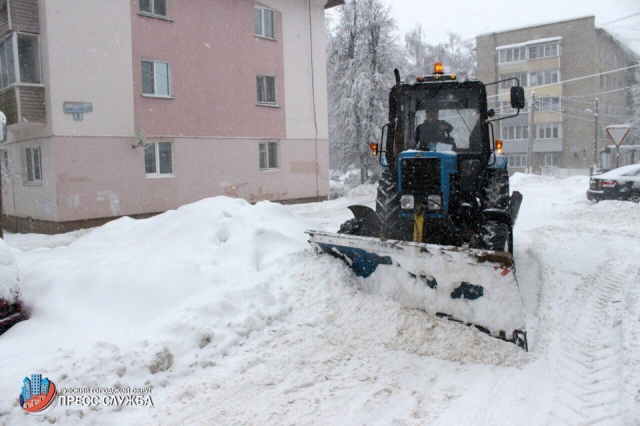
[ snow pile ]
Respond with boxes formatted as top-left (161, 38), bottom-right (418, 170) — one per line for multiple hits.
top-left (0, 238), bottom-right (19, 303)
top-left (0, 197), bottom-right (319, 425)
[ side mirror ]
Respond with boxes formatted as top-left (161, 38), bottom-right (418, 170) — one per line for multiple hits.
top-left (510, 86), bottom-right (525, 110)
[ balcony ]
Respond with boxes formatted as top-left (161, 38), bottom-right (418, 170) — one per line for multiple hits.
top-left (503, 138), bottom-right (563, 154)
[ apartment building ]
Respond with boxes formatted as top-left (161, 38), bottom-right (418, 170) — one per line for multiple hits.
top-left (0, 0), bottom-right (339, 233)
top-left (476, 16), bottom-right (638, 175)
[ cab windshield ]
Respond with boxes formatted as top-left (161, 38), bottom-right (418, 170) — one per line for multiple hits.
top-left (402, 86), bottom-right (484, 153)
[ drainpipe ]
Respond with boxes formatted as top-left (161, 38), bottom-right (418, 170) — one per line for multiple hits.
top-left (308, 0), bottom-right (320, 198)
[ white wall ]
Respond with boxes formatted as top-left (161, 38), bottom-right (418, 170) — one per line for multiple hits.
top-left (40, 0), bottom-right (135, 137)
top-left (263, 0), bottom-right (329, 141)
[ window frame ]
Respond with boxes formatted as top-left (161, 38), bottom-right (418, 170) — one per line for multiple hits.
top-left (528, 42), bottom-right (560, 60)
top-left (1, 149), bottom-right (8, 174)
top-left (535, 122), bottom-right (562, 139)
top-left (0, 32), bottom-right (43, 90)
top-left (501, 124), bottom-right (529, 140)
top-left (508, 154), bottom-right (527, 168)
top-left (24, 146), bottom-right (42, 185)
top-left (139, 0), bottom-right (169, 19)
top-left (256, 74), bottom-right (277, 105)
top-left (498, 72), bottom-right (528, 89)
top-left (498, 46), bottom-right (526, 64)
top-left (539, 153), bottom-right (558, 167)
top-left (529, 69), bottom-right (560, 87)
top-left (144, 141), bottom-right (174, 177)
top-left (536, 97), bottom-right (562, 112)
top-left (254, 6), bottom-right (276, 40)
top-left (259, 141), bottom-right (279, 170)
top-left (141, 60), bottom-right (172, 98)
top-left (499, 100), bottom-right (527, 115)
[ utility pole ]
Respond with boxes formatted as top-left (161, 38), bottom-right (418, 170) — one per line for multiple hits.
top-left (527, 92), bottom-right (536, 174)
top-left (593, 96), bottom-right (599, 172)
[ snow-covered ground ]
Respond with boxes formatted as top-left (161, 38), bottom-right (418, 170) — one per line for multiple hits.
top-left (0, 174), bottom-right (638, 425)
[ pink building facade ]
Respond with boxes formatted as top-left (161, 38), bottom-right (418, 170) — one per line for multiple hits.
top-left (0, 0), bottom-right (336, 233)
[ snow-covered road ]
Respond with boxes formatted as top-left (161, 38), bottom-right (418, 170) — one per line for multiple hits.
top-left (0, 174), bottom-right (638, 425)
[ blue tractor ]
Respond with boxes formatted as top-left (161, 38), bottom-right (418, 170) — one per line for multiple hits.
top-left (308, 64), bottom-right (528, 349)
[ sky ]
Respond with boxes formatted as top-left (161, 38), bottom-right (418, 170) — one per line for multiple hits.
top-left (329, 0), bottom-right (640, 56)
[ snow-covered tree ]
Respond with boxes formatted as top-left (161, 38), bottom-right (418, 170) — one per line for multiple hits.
top-left (403, 24), bottom-right (475, 77)
top-left (327, 0), bottom-right (399, 183)
top-left (404, 25), bottom-right (432, 75)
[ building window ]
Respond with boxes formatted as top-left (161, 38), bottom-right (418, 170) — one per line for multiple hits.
top-left (529, 69), bottom-right (559, 87)
top-left (255, 6), bottom-right (275, 39)
top-left (535, 123), bottom-right (562, 139)
top-left (1, 149), bottom-right (8, 178)
top-left (259, 141), bottom-right (278, 170)
top-left (25, 146), bottom-right (42, 183)
top-left (501, 125), bottom-right (529, 140)
top-left (540, 153), bottom-right (558, 167)
top-left (536, 97), bottom-right (562, 112)
top-left (499, 100), bottom-right (527, 115)
top-left (142, 60), bottom-right (171, 96)
top-left (256, 75), bottom-right (276, 104)
top-left (145, 142), bottom-right (173, 175)
top-left (528, 42), bottom-right (559, 60)
top-left (499, 72), bottom-right (528, 89)
top-left (0, 33), bottom-right (41, 89)
top-left (498, 46), bottom-right (526, 64)
top-left (140, 0), bottom-right (167, 17)
top-left (508, 154), bottom-right (527, 168)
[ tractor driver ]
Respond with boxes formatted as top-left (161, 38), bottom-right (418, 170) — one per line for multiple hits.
top-left (415, 108), bottom-right (454, 150)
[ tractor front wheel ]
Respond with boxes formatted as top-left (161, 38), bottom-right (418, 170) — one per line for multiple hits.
top-left (479, 221), bottom-right (512, 253)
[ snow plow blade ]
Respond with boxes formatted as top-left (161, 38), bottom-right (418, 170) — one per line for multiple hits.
top-left (306, 230), bottom-right (527, 350)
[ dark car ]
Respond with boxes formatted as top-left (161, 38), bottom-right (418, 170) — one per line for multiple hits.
top-left (0, 298), bottom-right (23, 334)
top-left (587, 163), bottom-right (640, 203)
top-left (0, 239), bottom-right (24, 335)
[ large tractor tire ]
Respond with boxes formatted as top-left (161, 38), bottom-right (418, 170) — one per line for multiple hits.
top-left (479, 221), bottom-right (512, 253)
top-left (376, 170), bottom-right (411, 240)
top-left (481, 169), bottom-right (510, 210)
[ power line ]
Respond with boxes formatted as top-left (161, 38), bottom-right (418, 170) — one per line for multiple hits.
top-left (487, 63), bottom-right (640, 99)
top-left (601, 12), bottom-right (640, 26)
top-left (562, 83), bottom-right (640, 99)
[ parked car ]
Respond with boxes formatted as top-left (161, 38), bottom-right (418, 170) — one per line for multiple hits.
top-left (0, 298), bottom-right (23, 334)
top-left (587, 163), bottom-right (640, 203)
top-left (0, 239), bottom-right (23, 335)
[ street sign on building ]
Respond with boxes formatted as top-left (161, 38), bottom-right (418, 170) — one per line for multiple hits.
top-left (63, 102), bottom-right (92, 121)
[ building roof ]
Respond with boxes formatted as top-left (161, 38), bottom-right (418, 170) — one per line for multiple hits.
top-left (477, 15), bottom-right (595, 39)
